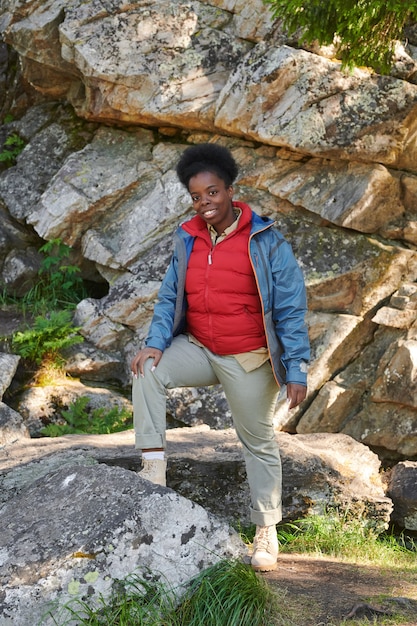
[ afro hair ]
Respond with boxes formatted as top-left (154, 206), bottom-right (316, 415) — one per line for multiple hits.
top-left (176, 143), bottom-right (238, 189)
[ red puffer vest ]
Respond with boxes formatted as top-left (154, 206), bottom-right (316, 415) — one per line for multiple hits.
top-left (181, 202), bottom-right (267, 355)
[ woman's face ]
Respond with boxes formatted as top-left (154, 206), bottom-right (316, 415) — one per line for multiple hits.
top-left (188, 171), bottom-right (235, 235)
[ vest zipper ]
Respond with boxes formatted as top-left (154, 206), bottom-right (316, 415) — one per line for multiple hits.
top-left (208, 232), bottom-right (222, 265)
top-left (208, 240), bottom-right (217, 265)
top-left (205, 245), bottom-right (214, 344)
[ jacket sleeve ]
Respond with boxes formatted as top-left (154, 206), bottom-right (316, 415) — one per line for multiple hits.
top-left (270, 235), bottom-right (310, 386)
top-left (144, 250), bottom-right (179, 352)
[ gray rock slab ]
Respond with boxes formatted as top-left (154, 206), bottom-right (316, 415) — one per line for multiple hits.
top-left (0, 462), bottom-right (245, 626)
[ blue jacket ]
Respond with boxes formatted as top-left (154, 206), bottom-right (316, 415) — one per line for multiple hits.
top-left (145, 209), bottom-right (310, 387)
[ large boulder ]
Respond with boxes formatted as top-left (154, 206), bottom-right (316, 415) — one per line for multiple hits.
top-left (16, 378), bottom-right (133, 437)
top-left (0, 462), bottom-right (245, 626)
top-left (0, 402), bottom-right (28, 446)
top-left (0, 103), bottom-right (96, 222)
top-left (0, 353), bottom-right (20, 399)
top-left (3, 0), bottom-right (253, 128)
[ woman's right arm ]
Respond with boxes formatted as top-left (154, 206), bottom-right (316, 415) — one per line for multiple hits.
top-left (130, 248), bottom-right (180, 376)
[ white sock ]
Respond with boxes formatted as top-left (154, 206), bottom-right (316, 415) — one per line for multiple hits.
top-left (142, 451), bottom-right (165, 461)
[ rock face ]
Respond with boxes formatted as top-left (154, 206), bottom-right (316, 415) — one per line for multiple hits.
top-left (0, 4), bottom-right (416, 461)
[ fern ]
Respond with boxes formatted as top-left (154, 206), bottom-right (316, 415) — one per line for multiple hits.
top-left (0, 133), bottom-right (25, 165)
top-left (11, 310), bottom-right (83, 365)
top-left (40, 396), bottom-right (133, 437)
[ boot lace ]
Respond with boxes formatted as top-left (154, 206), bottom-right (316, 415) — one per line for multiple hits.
top-left (254, 526), bottom-right (274, 552)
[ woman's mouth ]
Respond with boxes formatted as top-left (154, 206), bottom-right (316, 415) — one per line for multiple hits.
top-left (202, 208), bottom-right (217, 218)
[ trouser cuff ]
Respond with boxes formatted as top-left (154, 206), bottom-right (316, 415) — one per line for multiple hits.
top-left (135, 433), bottom-right (166, 450)
top-left (250, 506), bottom-right (282, 527)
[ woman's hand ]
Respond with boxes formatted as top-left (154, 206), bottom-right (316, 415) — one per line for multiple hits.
top-left (286, 383), bottom-right (307, 409)
top-left (131, 347), bottom-right (163, 379)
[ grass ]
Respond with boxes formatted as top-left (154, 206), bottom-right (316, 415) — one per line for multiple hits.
top-left (46, 512), bottom-right (417, 626)
top-left (52, 574), bottom-right (178, 625)
top-left (48, 560), bottom-right (282, 626)
top-left (174, 559), bottom-right (278, 626)
top-left (0, 238), bottom-right (87, 318)
top-left (275, 512), bottom-right (417, 569)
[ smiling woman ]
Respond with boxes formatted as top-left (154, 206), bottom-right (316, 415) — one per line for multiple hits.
top-left (130, 142), bottom-right (310, 573)
top-left (188, 171), bottom-right (235, 235)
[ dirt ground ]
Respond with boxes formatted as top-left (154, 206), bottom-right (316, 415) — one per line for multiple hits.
top-left (262, 553), bottom-right (417, 626)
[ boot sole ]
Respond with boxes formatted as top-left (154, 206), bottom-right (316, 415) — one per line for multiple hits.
top-left (251, 562), bottom-right (277, 572)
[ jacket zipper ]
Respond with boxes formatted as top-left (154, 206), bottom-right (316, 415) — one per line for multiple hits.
top-left (248, 223), bottom-right (282, 387)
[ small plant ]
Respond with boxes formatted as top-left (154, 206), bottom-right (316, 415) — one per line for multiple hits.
top-left (11, 309), bottom-right (83, 366)
top-left (23, 238), bottom-right (87, 314)
top-left (0, 132), bottom-right (25, 166)
top-left (40, 396), bottom-right (133, 437)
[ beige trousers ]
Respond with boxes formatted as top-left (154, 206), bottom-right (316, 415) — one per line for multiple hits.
top-left (132, 333), bottom-right (282, 526)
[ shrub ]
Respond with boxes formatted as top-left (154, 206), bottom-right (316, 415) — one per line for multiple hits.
top-left (264, 0), bottom-right (417, 73)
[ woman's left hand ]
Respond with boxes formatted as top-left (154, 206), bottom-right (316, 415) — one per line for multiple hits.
top-left (286, 383), bottom-right (307, 409)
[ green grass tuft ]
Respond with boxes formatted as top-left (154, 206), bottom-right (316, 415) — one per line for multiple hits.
top-left (175, 559), bottom-right (276, 626)
top-left (276, 511), bottom-right (417, 568)
top-left (50, 560), bottom-right (279, 626)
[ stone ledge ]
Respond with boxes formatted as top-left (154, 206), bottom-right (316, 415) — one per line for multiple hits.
top-left (0, 427), bottom-right (393, 530)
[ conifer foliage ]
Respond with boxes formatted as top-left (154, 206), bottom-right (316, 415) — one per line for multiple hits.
top-left (264, 0), bottom-right (417, 73)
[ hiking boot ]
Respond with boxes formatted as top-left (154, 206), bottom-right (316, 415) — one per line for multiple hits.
top-left (251, 524), bottom-right (279, 572)
top-left (138, 459), bottom-right (167, 486)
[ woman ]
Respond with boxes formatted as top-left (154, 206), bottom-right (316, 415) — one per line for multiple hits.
top-left (131, 143), bottom-right (310, 571)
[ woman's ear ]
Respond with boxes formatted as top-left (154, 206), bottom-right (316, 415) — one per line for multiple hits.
top-left (228, 185), bottom-right (234, 198)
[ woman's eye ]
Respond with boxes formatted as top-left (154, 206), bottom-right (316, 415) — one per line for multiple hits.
top-left (209, 190), bottom-right (217, 195)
